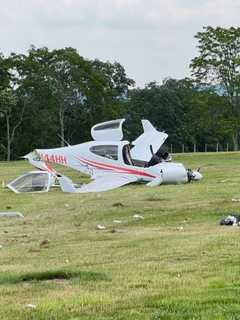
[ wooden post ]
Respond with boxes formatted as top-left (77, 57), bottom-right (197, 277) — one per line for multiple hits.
top-left (216, 143), bottom-right (219, 152)
top-left (193, 144), bottom-right (196, 152)
top-left (226, 143), bottom-right (229, 152)
top-left (170, 144), bottom-right (173, 153)
top-left (205, 144), bottom-right (207, 152)
top-left (182, 144), bottom-right (184, 153)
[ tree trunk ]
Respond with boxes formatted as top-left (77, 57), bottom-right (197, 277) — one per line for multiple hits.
top-left (232, 132), bottom-right (239, 151)
top-left (6, 115), bottom-right (11, 161)
top-left (59, 105), bottom-right (65, 147)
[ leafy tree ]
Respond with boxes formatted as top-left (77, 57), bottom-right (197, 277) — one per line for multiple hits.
top-left (0, 54), bottom-right (27, 160)
top-left (191, 26), bottom-right (240, 149)
top-left (126, 78), bottom-right (231, 152)
top-left (126, 79), bottom-right (193, 150)
top-left (1, 47), bottom-right (134, 159)
top-left (0, 88), bottom-right (25, 160)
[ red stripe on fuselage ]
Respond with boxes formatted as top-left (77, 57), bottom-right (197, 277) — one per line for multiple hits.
top-left (76, 155), bottom-right (156, 178)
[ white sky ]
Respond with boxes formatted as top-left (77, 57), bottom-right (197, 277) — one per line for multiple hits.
top-left (1, 0), bottom-right (239, 87)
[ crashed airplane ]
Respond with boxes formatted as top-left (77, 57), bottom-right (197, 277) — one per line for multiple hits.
top-left (7, 119), bottom-right (202, 193)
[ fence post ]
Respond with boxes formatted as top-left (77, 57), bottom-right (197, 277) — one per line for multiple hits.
top-left (193, 144), bottom-right (196, 152)
top-left (205, 144), bottom-right (207, 152)
top-left (226, 143), bottom-right (229, 152)
top-left (170, 144), bottom-right (173, 153)
top-left (216, 143), bottom-right (219, 152)
top-left (182, 144), bottom-right (184, 153)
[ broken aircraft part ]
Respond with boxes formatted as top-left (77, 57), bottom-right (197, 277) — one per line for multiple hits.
top-left (7, 119), bottom-right (203, 193)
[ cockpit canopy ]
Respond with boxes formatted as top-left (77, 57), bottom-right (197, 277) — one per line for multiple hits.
top-left (91, 119), bottom-right (125, 141)
top-left (7, 171), bottom-right (52, 193)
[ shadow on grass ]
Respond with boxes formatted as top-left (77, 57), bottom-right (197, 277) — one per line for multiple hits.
top-left (0, 269), bottom-right (109, 285)
top-left (145, 197), bottom-right (168, 202)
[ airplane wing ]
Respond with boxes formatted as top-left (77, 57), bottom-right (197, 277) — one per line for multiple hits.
top-left (130, 120), bottom-right (168, 162)
top-left (58, 173), bottom-right (138, 193)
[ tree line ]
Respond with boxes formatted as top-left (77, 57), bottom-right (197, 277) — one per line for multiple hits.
top-left (0, 26), bottom-right (239, 160)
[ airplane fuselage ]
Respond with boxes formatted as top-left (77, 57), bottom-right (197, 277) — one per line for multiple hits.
top-left (34, 140), bottom-right (189, 185)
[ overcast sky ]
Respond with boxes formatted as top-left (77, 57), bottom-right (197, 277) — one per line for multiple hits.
top-left (1, 0), bottom-right (239, 87)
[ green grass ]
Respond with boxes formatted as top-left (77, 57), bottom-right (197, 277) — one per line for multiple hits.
top-left (0, 152), bottom-right (240, 319)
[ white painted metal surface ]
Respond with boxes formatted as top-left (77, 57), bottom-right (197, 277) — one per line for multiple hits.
top-left (7, 119), bottom-right (202, 193)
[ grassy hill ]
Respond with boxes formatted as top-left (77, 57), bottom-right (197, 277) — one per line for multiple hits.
top-left (0, 152), bottom-right (240, 320)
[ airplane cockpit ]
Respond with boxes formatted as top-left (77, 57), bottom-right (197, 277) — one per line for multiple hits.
top-left (90, 118), bottom-right (169, 168)
top-left (122, 144), bottom-right (134, 166)
top-left (89, 140), bottom-right (170, 168)
top-left (89, 141), bottom-right (134, 165)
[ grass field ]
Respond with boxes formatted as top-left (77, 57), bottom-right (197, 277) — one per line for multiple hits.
top-left (0, 152), bottom-right (240, 320)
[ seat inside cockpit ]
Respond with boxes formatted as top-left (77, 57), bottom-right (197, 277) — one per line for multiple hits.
top-left (122, 143), bottom-right (149, 167)
top-left (122, 144), bottom-right (134, 165)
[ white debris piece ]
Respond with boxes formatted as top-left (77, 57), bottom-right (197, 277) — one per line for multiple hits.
top-left (113, 220), bottom-right (122, 224)
top-left (25, 304), bottom-right (37, 309)
top-left (176, 226), bottom-right (184, 231)
top-left (133, 214), bottom-right (144, 220)
top-left (96, 224), bottom-right (106, 230)
top-left (0, 212), bottom-right (24, 218)
top-left (0, 245), bottom-right (3, 249)
top-left (232, 198), bottom-right (240, 202)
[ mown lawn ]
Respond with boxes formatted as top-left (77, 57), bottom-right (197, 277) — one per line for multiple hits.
top-left (0, 152), bottom-right (240, 320)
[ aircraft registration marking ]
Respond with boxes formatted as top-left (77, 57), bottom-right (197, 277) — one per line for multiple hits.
top-left (40, 153), bottom-right (67, 165)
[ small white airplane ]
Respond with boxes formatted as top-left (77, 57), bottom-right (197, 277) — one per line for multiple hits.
top-left (7, 119), bottom-right (202, 193)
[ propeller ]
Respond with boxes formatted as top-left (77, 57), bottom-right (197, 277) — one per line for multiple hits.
top-left (187, 168), bottom-right (203, 182)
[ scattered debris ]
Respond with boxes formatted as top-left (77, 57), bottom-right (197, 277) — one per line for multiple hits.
top-left (0, 212), bottom-right (24, 218)
top-left (220, 215), bottom-right (240, 226)
top-left (232, 198), bottom-right (240, 202)
top-left (176, 226), bottom-right (184, 231)
top-left (112, 202), bottom-right (124, 207)
top-left (0, 245), bottom-right (3, 249)
top-left (96, 224), bottom-right (106, 230)
top-left (25, 304), bottom-right (37, 309)
top-left (133, 213), bottom-right (144, 220)
top-left (64, 203), bottom-right (75, 211)
top-left (40, 239), bottom-right (50, 247)
top-left (113, 220), bottom-right (122, 224)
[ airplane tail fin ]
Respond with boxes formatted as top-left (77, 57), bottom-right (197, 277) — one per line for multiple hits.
top-left (58, 176), bottom-right (78, 193)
